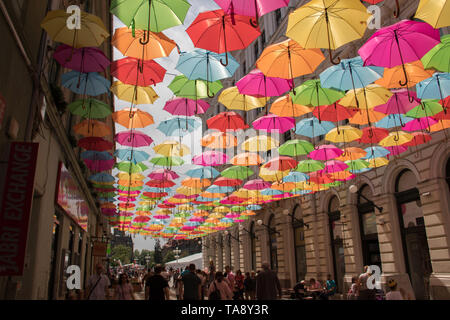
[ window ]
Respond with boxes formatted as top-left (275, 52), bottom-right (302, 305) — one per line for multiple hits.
top-left (292, 205), bottom-right (307, 282)
top-left (268, 215), bottom-right (278, 270)
top-left (328, 196), bottom-right (345, 293)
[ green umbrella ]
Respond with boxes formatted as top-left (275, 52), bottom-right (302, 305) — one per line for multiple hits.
top-left (110, 0), bottom-right (191, 33)
top-left (322, 181), bottom-right (342, 188)
top-left (278, 139), bottom-right (314, 157)
top-left (231, 206), bottom-right (246, 212)
top-left (290, 79), bottom-right (344, 107)
top-left (68, 99), bottom-right (111, 119)
top-left (345, 159), bottom-right (369, 172)
top-left (169, 75), bottom-right (223, 99)
top-left (141, 195), bottom-right (161, 200)
top-left (150, 156), bottom-right (184, 167)
top-left (136, 206), bottom-right (153, 211)
top-left (421, 34), bottom-right (450, 73)
top-left (116, 185), bottom-right (143, 191)
top-left (406, 100), bottom-right (444, 118)
top-left (98, 192), bottom-right (116, 198)
top-left (295, 159), bottom-right (325, 173)
top-left (197, 205), bottom-right (213, 210)
top-left (221, 166), bottom-right (254, 180)
top-left (115, 161), bottom-right (148, 173)
top-left (174, 212), bottom-right (191, 218)
top-left (93, 184), bottom-right (115, 190)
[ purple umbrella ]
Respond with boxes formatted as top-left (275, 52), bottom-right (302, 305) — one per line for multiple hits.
top-left (253, 114), bottom-right (295, 133)
top-left (54, 45), bottom-right (110, 72)
top-left (386, 145), bottom-right (408, 157)
top-left (403, 117), bottom-right (438, 132)
top-left (374, 89), bottom-right (420, 115)
top-left (308, 145), bottom-right (343, 161)
top-left (359, 20), bottom-right (440, 89)
top-left (163, 98), bottom-right (210, 116)
top-left (236, 69), bottom-right (293, 98)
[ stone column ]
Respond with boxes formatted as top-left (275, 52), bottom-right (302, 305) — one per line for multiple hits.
top-left (303, 194), bottom-right (319, 281)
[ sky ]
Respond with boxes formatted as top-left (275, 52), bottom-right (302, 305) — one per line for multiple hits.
top-left (112, 0), bottom-right (221, 252)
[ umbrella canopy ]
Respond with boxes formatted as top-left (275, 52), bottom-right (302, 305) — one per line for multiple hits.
top-left (243, 179), bottom-right (272, 190)
top-left (41, 10), bottom-right (109, 48)
top-left (295, 160), bottom-right (325, 173)
top-left (236, 69), bottom-right (293, 97)
top-left (115, 131), bottom-right (154, 147)
top-left (157, 117), bottom-right (201, 136)
top-left (358, 127), bottom-right (389, 144)
top-left (278, 139), bottom-right (314, 157)
top-left (54, 45), bottom-right (110, 72)
top-left (163, 98), bottom-right (210, 116)
top-left (186, 167), bottom-right (220, 179)
top-left (115, 149), bottom-right (149, 163)
top-left (309, 145), bottom-right (343, 161)
top-left (325, 126), bottom-right (363, 143)
top-left (375, 114), bottom-right (413, 129)
top-left (202, 131), bottom-right (237, 149)
top-left (340, 84), bottom-right (392, 110)
top-left (414, 0), bottom-right (450, 28)
top-left (313, 103), bottom-right (357, 122)
top-left (253, 114), bottom-right (295, 134)
top-left (112, 109), bottom-right (155, 129)
top-left (262, 156), bottom-right (298, 171)
top-left (270, 95), bottom-right (312, 117)
top-left (242, 135), bottom-right (279, 152)
top-left (416, 73), bottom-right (450, 105)
top-left (230, 153), bottom-right (264, 166)
top-left (116, 161), bottom-right (148, 173)
top-left (406, 100), bottom-right (444, 118)
top-left (219, 87), bottom-right (266, 112)
top-left (111, 81), bottom-right (159, 105)
top-left (374, 60), bottom-right (434, 89)
top-left (73, 120), bottom-right (111, 137)
top-left (291, 79), bottom-right (345, 107)
top-left (149, 169), bottom-right (180, 180)
top-left (379, 131), bottom-right (414, 147)
top-left (192, 151), bottom-right (228, 166)
top-left (110, 57), bottom-right (166, 87)
top-left (207, 112), bottom-right (249, 132)
top-left (154, 141), bottom-right (190, 157)
top-left (150, 156), bottom-right (185, 167)
top-left (61, 71), bottom-right (111, 96)
top-left (295, 117), bottom-right (335, 138)
top-left (78, 137), bottom-right (113, 151)
top-left (68, 99), bottom-right (111, 119)
top-left (169, 76), bottom-right (223, 99)
top-left (213, 177), bottom-right (243, 187)
top-left (214, 0), bottom-right (289, 23)
top-left (421, 35), bottom-right (450, 73)
top-left (374, 89), bottom-right (420, 115)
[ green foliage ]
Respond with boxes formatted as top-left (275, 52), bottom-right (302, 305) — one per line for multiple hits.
top-left (163, 251), bottom-right (175, 263)
top-left (153, 239), bottom-right (163, 264)
top-left (110, 244), bottom-right (132, 266)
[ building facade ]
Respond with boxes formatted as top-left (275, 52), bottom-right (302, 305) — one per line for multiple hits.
top-left (202, 0), bottom-right (450, 299)
top-left (0, 0), bottom-right (114, 299)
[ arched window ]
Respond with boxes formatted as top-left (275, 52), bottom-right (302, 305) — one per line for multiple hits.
top-left (268, 215), bottom-right (278, 270)
top-left (292, 205), bottom-right (307, 282)
top-left (328, 196), bottom-right (345, 293)
top-left (357, 185), bottom-right (381, 269)
top-left (250, 222), bottom-right (257, 271)
top-left (395, 170), bottom-right (432, 300)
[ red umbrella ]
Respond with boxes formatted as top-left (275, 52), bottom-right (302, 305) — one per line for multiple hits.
top-left (146, 180), bottom-right (176, 188)
top-left (313, 103), bottom-right (357, 122)
top-left (358, 127), bottom-right (389, 144)
top-left (158, 203), bottom-right (176, 208)
top-left (110, 57), bottom-right (166, 87)
top-left (402, 132), bottom-right (432, 147)
top-left (213, 177), bottom-right (243, 187)
top-left (186, 9), bottom-right (261, 66)
top-left (262, 156), bottom-right (297, 171)
top-left (143, 192), bottom-right (168, 198)
top-left (207, 112), bottom-right (249, 132)
top-left (78, 137), bottom-right (113, 151)
top-left (309, 171), bottom-right (334, 185)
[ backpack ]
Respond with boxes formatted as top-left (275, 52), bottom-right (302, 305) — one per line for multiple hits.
top-left (209, 281), bottom-right (221, 300)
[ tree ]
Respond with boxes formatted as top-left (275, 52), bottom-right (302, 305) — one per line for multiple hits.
top-left (153, 239), bottom-right (163, 264)
top-left (163, 251), bottom-right (175, 264)
top-left (110, 245), bottom-right (132, 266)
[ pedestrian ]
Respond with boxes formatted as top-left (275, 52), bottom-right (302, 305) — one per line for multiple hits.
top-left (161, 266), bottom-right (170, 282)
top-left (175, 274), bottom-right (183, 300)
top-left (256, 262), bottom-right (282, 300)
top-left (181, 264), bottom-right (202, 300)
top-left (145, 265), bottom-right (170, 301)
top-left (208, 271), bottom-right (233, 300)
top-left (358, 266), bottom-right (376, 300)
top-left (181, 266), bottom-right (189, 276)
top-left (114, 273), bottom-right (135, 300)
top-left (86, 263), bottom-right (111, 300)
top-left (243, 272), bottom-right (255, 300)
top-left (385, 279), bottom-right (411, 300)
top-left (196, 269), bottom-right (206, 300)
top-left (233, 270), bottom-right (244, 300)
top-left (347, 276), bottom-right (359, 300)
top-left (224, 266), bottom-right (235, 291)
top-left (322, 274), bottom-right (337, 300)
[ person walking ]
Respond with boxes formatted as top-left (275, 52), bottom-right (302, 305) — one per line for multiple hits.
top-left (208, 272), bottom-right (233, 300)
top-left (145, 265), bottom-right (170, 301)
top-left (224, 266), bottom-right (235, 292)
top-left (244, 271), bottom-right (256, 300)
top-left (256, 262), bottom-right (282, 300)
top-left (181, 264), bottom-right (202, 300)
top-left (196, 269), bottom-right (206, 300)
top-left (358, 266), bottom-right (376, 300)
top-left (114, 273), bottom-right (135, 300)
top-left (233, 270), bottom-right (245, 300)
top-left (86, 263), bottom-right (111, 300)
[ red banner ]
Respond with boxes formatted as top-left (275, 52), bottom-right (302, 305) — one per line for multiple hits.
top-left (0, 142), bottom-right (39, 276)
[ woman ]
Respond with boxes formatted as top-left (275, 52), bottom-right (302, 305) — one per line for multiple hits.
top-left (114, 273), bottom-right (135, 300)
top-left (233, 270), bottom-right (245, 300)
top-left (208, 272), bottom-right (233, 300)
top-left (243, 272), bottom-right (256, 300)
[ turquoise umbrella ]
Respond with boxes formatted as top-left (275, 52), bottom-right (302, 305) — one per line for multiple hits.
top-left (157, 117), bottom-right (201, 136)
top-left (61, 71), bottom-right (110, 96)
top-left (115, 149), bottom-right (149, 163)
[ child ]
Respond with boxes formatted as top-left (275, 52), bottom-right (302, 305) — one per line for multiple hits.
top-left (347, 276), bottom-right (359, 300)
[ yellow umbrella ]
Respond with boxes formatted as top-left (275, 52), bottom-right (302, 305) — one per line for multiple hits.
top-left (155, 209), bottom-right (171, 215)
top-left (219, 87), bottom-right (266, 111)
top-left (41, 10), bottom-right (109, 48)
top-left (116, 172), bottom-right (145, 181)
top-left (166, 197), bottom-right (191, 204)
top-left (368, 157), bottom-right (389, 168)
top-left (340, 84), bottom-right (392, 109)
top-left (111, 81), bottom-right (159, 105)
top-left (154, 140), bottom-right (190, 157)
top-left (259, 167), bottom-right (290, 182)
top-left (286, 0), bottom-right (370, 64)
top-left (325, 126), bottom-right (363, 143)
top-left (176, 186), bottom-right (202, 196)
top-left (242, 135), bottom-right (279, 152)
top-left (415, 0), bottom-right (450, 28)
top-left (139, 200), bottom-right (157, 206)
top-left (379, 132), bottom-right (413, 147)
top-left (232, 189), bottom-right (261, 198)
top-left (212, 207), bottom-right (230, 214)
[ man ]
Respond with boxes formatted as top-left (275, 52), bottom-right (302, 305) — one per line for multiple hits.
top-left (181, 264), bottom-right (201, 300)
top-left (224, 266), bottom-right (235, 291)
top-left (256, 262), bottom-right (282, 300)
top-left (321, 274), bottom-right (337, 300)
top-left (86, 263), bottom-right (111, 300)
top-left (145, 265), bottom-right (170, 301)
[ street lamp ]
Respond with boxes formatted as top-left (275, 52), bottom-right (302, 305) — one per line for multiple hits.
top-left (238, 224), bottom-right (258, 239)
top-left (224, 230), bottom-right (242, 243)
top-left (282, 209), bottom-right (310, 228)
top-left (349, 184), bottom-right (383, 212)
top-left (173, 247), bottom-right (181, 263)
top-left (257, 219), bottom-right (280, 234)
top-left (145, 255), bottom-right (150, 270)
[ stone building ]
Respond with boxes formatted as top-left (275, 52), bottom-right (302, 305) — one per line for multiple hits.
top-left (201, 0), bottom-right (450, 299)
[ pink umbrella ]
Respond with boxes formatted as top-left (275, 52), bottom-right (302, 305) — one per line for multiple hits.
top-left (173, 194), bottom-right (198, 199)
top-left (322, 160), bottom-right (349, 173)
top-left (117, 196), bottom-right (136, 202)
top-left (220, 197), bottom-right (244, 205)
top-left (189, 217), bottom-right (205, 222)
top-left (272, 192), bottom-right (291, 199)
top-left (243, 179), bottom-right (271, 190)
top-left (84, 159), bottom-right (115, 172)
top-left (115, 131), bottom-right (153, 147)
top-left (153, 215), bottom-right (171, 220)
top-left (253, 114), bottom-right (295, 133)
top-left (359, 20), bottom-right (440, 87)
top-left (192, 151), bottom-right (228, 166)
top-left (148, 168), bottom-right (180, 180)
top-left (403, 117), bottom-right (438, 132)
top-left (117, 190), bottom-right (140, 196)
top-left (225, 212), bottom-right (241, 218)
top-left (236, 69), bottom-right (293, 97)
top-left (308, 145), bottom-right (343, 161)
top-left (164, 98), bottom-right (210, 116)
top-left (54, 45), bottom-right (110, 72)
top-left (374, 89), bottom-right (420, 114)
top-left (386, 145), bottom-right (408, 157)
top-left (214, 0), bottom-right (289, 26)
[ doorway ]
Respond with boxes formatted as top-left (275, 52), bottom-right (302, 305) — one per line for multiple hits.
top-left (292, 205), bottom-right (307, 282)
top-left (328, 196), bottom-right (345, 293)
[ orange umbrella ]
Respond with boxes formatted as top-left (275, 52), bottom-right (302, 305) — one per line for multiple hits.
top-left (112, 108), bottom-right (155, 129)
top-left (117, 179), bottom-right (144, 187)
top-left (336, 147), bottom-right (367, 161)
top-left (256, 39), bottom-right (325, 83)
top-left (200, 192), bottom-right (225, 199)
top-left (375, 60), bottom-right (435, 88)
top-left (329, 171), bottom-right (354, 181)
top-left (201, 131), bottom-right (237, 149)
top-left (181, 178), bottom-right (211, 188)
top-left (230, 152), bottom-right (264, 166)
top-left (112, 27), bottom-right (177, 60)
top-left (193, 210), bottom-right (210, 217)
top-left (429, 119), bottom-right (450, 132)
top-left (270, 94), bottom-right (312, 117)
top-left (271, 182), bottom-right (296, 191)
top-left (73, 120), bottom-right (111, 137)
top-left (349, 109), bottom-right (386, 125)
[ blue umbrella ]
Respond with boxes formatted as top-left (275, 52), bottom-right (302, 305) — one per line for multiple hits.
top-left (363, 146), bottom-right (390, 159)
top-left (283, 171), bottom-right (309, 183)
top-left (416, 73), bottom-right (450, 109)
top-left (375, 114), bottom-right (413, 129)
top-left (115, 149), bottom-right (150, 163)
top-left (157, 117), bottom-right (201, 136)
top-left (88, 172), bottom-right (114, 183)
top-left (61, 71), bottom-right (110, 96)
top-left (81, 150), bottom-right (113, 160)
top-left (176, 49), bottom-right (239, 83)
top-left (220, 218), bottom-right (234, 224)
top-left (260, 189), bottom-right (284, 196)
top-left (206, 185), bottom-right (234, 193)
top-left (320, 56), bottom-right (384, 91)
top-left (98, 197), bottom-right (116, 202)
top-left (295, 117), bottom-right (335, 137)
top-left (247, 205), bottom-right (261, 210)
top-left (186, 167), bottom-right (220, 179)
top-left (143, 187), bottom-right (170, 193)
top-left (196, 196), bottom-right (220, 202)
top-left (291, 189), bottom-right (311, 195)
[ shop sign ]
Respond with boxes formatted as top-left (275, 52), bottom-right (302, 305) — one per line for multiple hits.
top-left (92, 241), bottom-right (107, 257)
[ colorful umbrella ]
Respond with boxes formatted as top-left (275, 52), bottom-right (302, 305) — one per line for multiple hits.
top-left (61, 71), bottom-right (111, 96)
top-left (192, 151), bottom-right (228, 166)
top-left (115, 149), bottom-right (149, 163)
top-left (111, 81), bottom-right (159, 105)
top-left (415, 0), bottom-right (450, 29)
top-left (374, 60), bottom-right (434, 89)
top-left (295, 160), bottom-right (325, 173)
top-left (68, 99), bottom-right (111, 119)
top-left (185, 167), bottom-right (220, 179)
top-left (54, 45), bottom-right (110, 72)
top-left (150, 156), bottom-right (185, 167)
top-left (221, 166), bottom-right (254, 180)
top-left (406, 100), bottom-right (444, 118)
top-left (416, 73), bottom-right (450, 111)
top-left (421, 35), bottom-right (450, 73)
top-left (157, 117), bottom-right (201, 136)
top-left (291, 79), bottom-right (345, 108)
top-left (73, 120), bottom-right (111, 137)
top-left (181, 178), bottom-right (211, 189)
top-left (154, 141), bottom-right (190, 157)
top-left (201, 131), bottom-right (237, 149)
top-left (213, 177), bottom-right (243, 187)
top-left (374, 89), bottom-right (420, 115)
top-left (169, 76), bottom-right (223, 99)
top-left (78, 137), bottom-right (113, 151)
top-left (236, 69), bottom-right (293, 98)
top-left (207, 112), bottom-right (249, 132)
top-left (313, 103), bottom-right (357, 122)
top-left (163, 98), bottom-right (210, 116)
top-left (230, 153), bottom-right (264, 166)
top-left (295, 117), bottom-right (335, 138)
top-left (270, 95), bottom-right (312, 118)
top-left (112, 109), bottom-right (155, 129)
top-left (325, 126), bottom-right (362, 143)
top-left (308, 145), bottom-right (343, 161)
top-left (110, 57), bottom-right (167, 87)
top-left (115, 131), bottom-right (154, 147)
top-left (262, 156), bottom-right (297, 171)
top-left (242, 135), bottom-right (279, 152)
top-left (278, 139), bottom-right (314, 157)
top-left (253, 114), bottom-right (295, 134)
